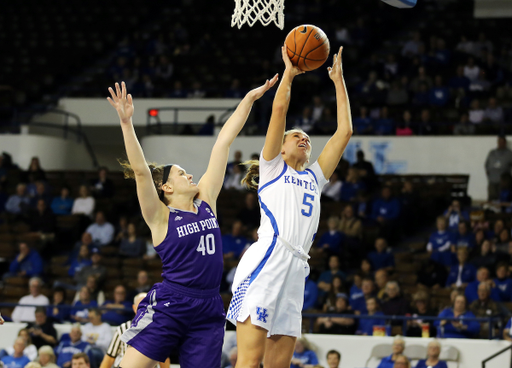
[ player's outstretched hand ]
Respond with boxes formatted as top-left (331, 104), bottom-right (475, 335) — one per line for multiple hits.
top-left (328, 46), bottom-right (344, 83)
top-left (248, 74), bottom-right (279, 101)
top-left (282, 45), bottom-right (305, 78)
top-left (107, 81), bottom-right (134, 124)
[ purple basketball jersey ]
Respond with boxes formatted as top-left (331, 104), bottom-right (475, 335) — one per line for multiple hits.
top-left (156, 199), bottom-right (223, 290)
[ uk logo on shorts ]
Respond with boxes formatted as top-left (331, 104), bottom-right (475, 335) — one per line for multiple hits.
top-left (256, 307), bottom-right (268, 323)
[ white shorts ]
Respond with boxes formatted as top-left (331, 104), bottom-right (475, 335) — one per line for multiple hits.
top-left (226, 236), bottom-right (309, 337)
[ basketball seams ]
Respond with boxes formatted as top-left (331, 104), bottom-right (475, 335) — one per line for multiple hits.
top-left (304, 39), bottom-right (328, 59)
top-left (285, 25), bottom-right (329, 71)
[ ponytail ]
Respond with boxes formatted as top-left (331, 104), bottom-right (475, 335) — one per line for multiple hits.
top-left (118, 159), bottom-right (170, 204)
top-left (241, 160), bottom-right (259, 191)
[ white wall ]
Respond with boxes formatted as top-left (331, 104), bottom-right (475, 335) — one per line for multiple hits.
top-left (0, 134), bottom-right (95, 170)
top-left (141, 136), bottom-right (499, 200)
top-left (47, 98), bottom-right (241, 127)
top-left (475, 0), bottom-right (512, 17)
top-left (0, 323), bottom-right (509, 368)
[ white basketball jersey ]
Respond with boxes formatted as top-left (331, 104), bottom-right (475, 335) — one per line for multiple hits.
top-left (257, 152), bottom-right (328, 254)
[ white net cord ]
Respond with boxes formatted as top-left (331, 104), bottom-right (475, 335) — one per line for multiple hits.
top-left (231, 0), bottom-right (285, 29)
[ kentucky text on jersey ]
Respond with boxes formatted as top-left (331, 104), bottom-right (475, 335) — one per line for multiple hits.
top-left (283, 176), bottom-right (318, 194)
top-left (176, 218), bottom-right (219, 238)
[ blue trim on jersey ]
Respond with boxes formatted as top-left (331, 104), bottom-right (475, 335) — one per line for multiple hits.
top-left (305, 168), bottom-right (318, 185)
top-left (296, 170), bottom-right (309, 175)
top-left (259, 196), bottom-right (279, 235)
top-left (249, 234), bottom-right (277, 285)
top-left (258, 162), bottom-right (288, 194)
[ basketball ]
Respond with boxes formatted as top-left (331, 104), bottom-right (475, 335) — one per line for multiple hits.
top-left (285, 24), bottom-right (330, 72)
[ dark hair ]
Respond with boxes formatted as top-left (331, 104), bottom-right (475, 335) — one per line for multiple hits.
top-left (53, 286), bottom-right (66, 295)
top-left (72, 353), bottom-right (90, 364)
top-left (35, 307), bottom-right (46, 315)
top-left (88, 308), bottom-right (101, 316)
top-left (496, 262), bottom-right (508, 271)
top-left (327, 350), bottom-right (341, 360)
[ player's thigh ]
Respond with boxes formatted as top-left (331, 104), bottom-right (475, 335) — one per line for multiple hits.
top-left (263, 334), bottom-right (297, 368)
top-left (119, 346), bottom-right (158, 368)
top-left (235, 317), bottom-right (268, 368)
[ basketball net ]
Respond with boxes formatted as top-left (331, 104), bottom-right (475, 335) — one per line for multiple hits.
top-left (231, 0), bottom-right (285, 29)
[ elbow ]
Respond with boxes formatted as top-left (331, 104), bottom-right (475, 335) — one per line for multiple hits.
top-left (272, 104), bottom-right (286, 115)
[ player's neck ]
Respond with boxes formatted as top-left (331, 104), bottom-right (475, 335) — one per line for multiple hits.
top-left (168, 195), bottom-right (196, 213)
top-left (284, 157), bottom-right (307, 172)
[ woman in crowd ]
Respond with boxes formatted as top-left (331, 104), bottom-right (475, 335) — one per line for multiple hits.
top-left (415, 340), bottom-right (447, 368)
top-left (434, 294), bottom-right (480, 338)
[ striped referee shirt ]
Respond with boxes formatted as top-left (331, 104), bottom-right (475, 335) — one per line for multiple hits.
top-left (106, 320), bottom-right (131, 367)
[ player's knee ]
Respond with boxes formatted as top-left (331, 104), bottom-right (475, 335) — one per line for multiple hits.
top-left (236, 355), bottom-right (263, 368)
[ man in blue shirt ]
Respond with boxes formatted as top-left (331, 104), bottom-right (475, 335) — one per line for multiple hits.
top-left (350, 278), bottom-right (376, 314)
top-left (428, 75), bottom-right (450, 107)
top-left (443, 200), bottom-right (470, 232)
top-left (446, 247), bottom-right (476, 288)
top-left (303, 278), bottom-right (318, 311)
top-left (55, 324), bottom-right (92, 367)
top-left (368, 238), bottom-right (395, 272)
top-left (453, 222), bottom-right (475, 249)
top-left (1, 338), bottom-right (31, 368)
top-left (465, 266), bottom-right (501, 303)
top-left (5, 183), bottom-right (30, 215)
top-left (317, 255), bottom-right (346, 295)
top-left (317, 217), bottom-right (344, 255)
top-left (372, 186), bottom-right (401, 242)
top-left (7, 242), bottom-right (44, 278)
top-left (428, 216), bottom-right (456, 266)
top-left (222, 220), bottom-right (249, 262)
top-left (494, 262), bottom-right (512, 302)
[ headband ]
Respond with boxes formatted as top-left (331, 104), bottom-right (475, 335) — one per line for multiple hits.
top-left (159, 164), bottom-right (173, 199)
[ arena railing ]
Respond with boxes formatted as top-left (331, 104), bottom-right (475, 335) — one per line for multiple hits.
top-left (0, 302), bottom-right (131, 315)
top-left (302, 313), bottom-right (504, 340)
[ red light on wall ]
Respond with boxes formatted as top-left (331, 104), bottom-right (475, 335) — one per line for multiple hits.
top-left (149, 109), bottom-right (159, 117)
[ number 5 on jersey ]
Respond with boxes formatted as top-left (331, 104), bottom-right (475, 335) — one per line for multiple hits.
top-left (196, 233), bottom-right (216, 256)
top-left (301, 193), bottom-right (314, 217)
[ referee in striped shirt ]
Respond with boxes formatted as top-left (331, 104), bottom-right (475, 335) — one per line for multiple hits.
top-left (99, 293), bottom-right (170, 368)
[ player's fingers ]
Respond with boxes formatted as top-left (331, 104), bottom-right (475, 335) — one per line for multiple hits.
top-left (121, 81), bottom-right (127, 99)
top-left (127, 94), bottom-right (133, 105)
top-left (115, 82), bottom-right (122, 98)
top-left (108, 87), bottom-right (117, 101)
top-left (106, 97), bottom-right (116, 107)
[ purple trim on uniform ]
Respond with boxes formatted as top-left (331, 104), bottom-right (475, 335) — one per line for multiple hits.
top-left (258, 162), bottom-right (288, 194)
top-left (305, 168), bottom-right (318, 185)
top-left (162, 279), bottom-right (219, 298)
top-left (249, 234), bottom-right (278, 285)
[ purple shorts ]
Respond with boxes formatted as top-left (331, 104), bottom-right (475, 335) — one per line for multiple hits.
top-left (121, 281), bottom-right (225, 367)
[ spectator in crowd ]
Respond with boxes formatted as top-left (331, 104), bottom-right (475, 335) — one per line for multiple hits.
top-left (463, 57), bottom-right (480, 82)
top-left (412, 83), bottom-right (429, 108)
top-left (468, 99), bottom-right (484, 124)
top-left (392, 355), bottom-right (411, 368)
top-left (223, 164), bottom-right (245, 191)
top-left (237, 192), bottom-right (260, 231)
top-left (290, 337), bottom-right (319, 368)
top-left (435, 294), bottom-right (479, 338)
top-left (51, 186), bottom-right (74, 215)
top-left (485, 136), bottom-right (512, 201)
top-left (402, 31), bottom-right (423, 57)
top-left (55, 327), bottom-right (91, 368)
top-left (85, 211), bottom-right (114, 246)
top-left (295, 107), bottom-right (314, 133)
top-left (47, 287), bottom-right (70, 324)
top-left (317, 294), bottom-right (355, 335)
top-left (119, 223), bottom-right (145, 258)
top-left (27, 308), bottom-right (57, 349)
top-left (68, 245), bottom-right (92, 278)
top-left (376, 337), bottom-right (405, 368)
top-left (114, 216), bottom-right (129, 244)
top-left (374, 107), bottom-right (395, 135)
top-left (317, 217), bottom-right (344, 255)
top-left (127, 270), bottom-right (151, 301)
top-left (338, 205), bottom-right (362, 241)
top-left (428, 75), bottom-right (450, 107)
top-left (322, 276), bottom-right (346, 312)
top-left (222, 220), bottom-right (249, 262)
top-left (360, 259), bottom-right (373, 279)
top-left (449, 65), bottom-right (471, 92)
top-left (484, 97), bottom-right (504, 123)
top-left (410, 66), bottom-right (433, 92)
top-left (75, 249), bottom-right (107, 288)
top-left (446, 247), bottom-right (476, 288)
top-left (27, 157), bottom-right (46, 181)
top-left (321, 171), bottom-right (342, 202)
top-left (11, 277), bottom-right (50, 323)
top-left (407, 290), bottom-right (437, 337)
top-left (494, 262), bottom-right (512, 301)
top-left (417, 258), bottom-right (448, 289)
top-left (326, 350), bottom-right (341, 368)
top-left (0, 338), bottom-right (31, 368)
top-left (396, 110), bottom-right (414, 136)
top-left (101, 285), bottom-right (132, 326)
top-left (453, 113), bottom-right (475, 135)
top-left (353, 106), bottom-right (373, 135)
top-left (444, 200), bottom-right (470, 232)
top-left (340, 168), bottom-right (366, 203)
top-left (90, 167), bottom-right (114, 199)
top-left (36, 345), bottom-right (59, 368)
top-left (352, 150), bottom-right (377, 190)
top-left (504, 315), bottom-right (512, 342)
top-left (371, 187), bottom-right (401, 240)
top-left (71, 185), bottom-right (95, 218)
top-left (465, 266), bottom-right (500, 303)
top-left (454, 222), bottom-right (475, 249)
top-left (427, 216), bottom-right (455, 267)
top-left (356, 296), bottom-right (385, 336)
top-left (7, 242), bottom-right (44, 279)
top-left (386, 80), bottom-right (409, 107)
top-left (381, 281), bottom-right (409, 317)
top-left (415, 340), bottom-right (447, 368)
top-left (71, 353), bottom-right (91, 368)
top-left (225, 347), bottom-right (237, 368)
top-left (317, 255), bottom-right (346, 294)
top-left (78, 275), bottom-right (105, 306)
top-left (30, 181), bottom-right (51, 209)
top-left (82, 309), bottom-right (113, 352)
top-left (2, 328), bottom-right (38, 361)
top-left (374, 269), bottom-right (389, 299)
top-left (416, 109), bottom-right (435, 135)
top-left (73, 232), bottom-right (98, 257)
top-left (367, 238), bottom-right (395, 272)
top-left (5, 183), bottom-right (30, 215)
top-left (470, 240), bottom-right (498, 270)
top-left (303, 277), bottom-right (319, 311)
top-left (29, 199), bottom-right (56, 239)
top-left (469, 282), bottom-right (500, 338)
top-left (70, 286), bottom-right (98, 324)
top-left (350, 278), bottom-right (376, 314)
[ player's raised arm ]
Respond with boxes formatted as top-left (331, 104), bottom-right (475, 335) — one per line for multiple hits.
top-left (107, 82), bottom-right (168, 228)
top-left (317, 47), bottom-right (353, 179)
top-left (198, 75), bottom-right (279, 208)
top-left (262, 45), bottom-right (304, 161)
